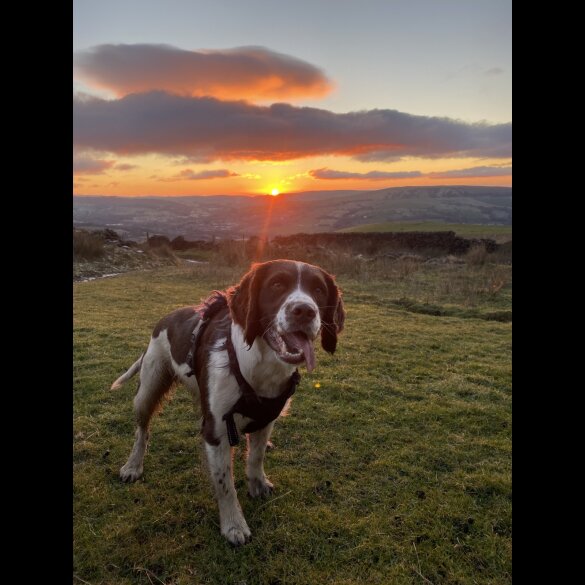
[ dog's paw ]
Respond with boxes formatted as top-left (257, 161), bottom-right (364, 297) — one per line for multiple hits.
top-left (248, 476), bottom-right (274, 498)
top-left (119, 463), bottom-right (143, 483)
top-left (222, 520), bottom-right (252, 546)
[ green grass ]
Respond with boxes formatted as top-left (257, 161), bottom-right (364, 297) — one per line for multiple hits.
top-left (174, 249), bottom-right (215, 262)
top-left (74, 262), bottom-right (511, 585)
top-left (338, 221), bottom-right (512, 240)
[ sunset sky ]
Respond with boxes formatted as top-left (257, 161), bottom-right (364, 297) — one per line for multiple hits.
top-left (73, 0), bottom-right (512, 197)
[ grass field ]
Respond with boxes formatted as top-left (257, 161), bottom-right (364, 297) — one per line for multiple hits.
top-left (338, 222), bottom-right (512, 241)
top-left (73, 259), bottom-right (511, 585)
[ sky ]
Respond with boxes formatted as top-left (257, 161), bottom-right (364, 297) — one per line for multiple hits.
top-left (73, 0), bottom-right (512, 196)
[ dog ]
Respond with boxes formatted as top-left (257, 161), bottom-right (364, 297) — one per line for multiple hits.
top-left (111, 259), bottom-right (345, 545)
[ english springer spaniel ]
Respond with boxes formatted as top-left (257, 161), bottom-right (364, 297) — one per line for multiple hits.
top-left (111, 259), bottom-right (345, 545)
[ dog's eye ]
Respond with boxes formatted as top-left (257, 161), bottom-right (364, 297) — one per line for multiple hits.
top-left (314, 287), bottom-right (322, 294)
top-left (271, 281), bottom-right (284, 290)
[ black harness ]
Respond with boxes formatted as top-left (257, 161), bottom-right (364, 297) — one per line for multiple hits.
top-left (186, 293), bottom-right (301, 446)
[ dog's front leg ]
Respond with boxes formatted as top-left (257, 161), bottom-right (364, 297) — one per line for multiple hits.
top-left (247, 422), bottom-right (275, 498)
top-left (204, 439), bottom-right (251, 545)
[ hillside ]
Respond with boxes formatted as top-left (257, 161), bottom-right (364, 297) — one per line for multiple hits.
top-left (339, 221), bottom-right (512, 240)
top-left (74, 256), bottom-right (511, 585)
top-left (73, 185), bottom-right (511, 240)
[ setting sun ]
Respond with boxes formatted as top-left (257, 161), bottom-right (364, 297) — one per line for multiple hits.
top-left (271, 188), bottom-right (280, 196)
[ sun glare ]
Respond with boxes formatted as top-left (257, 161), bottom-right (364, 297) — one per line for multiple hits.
top-left (271, 188), bottom-right (280, 196)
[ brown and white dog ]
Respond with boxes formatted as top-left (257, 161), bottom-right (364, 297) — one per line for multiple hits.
top-left (111, 259), bottom-right (345, 545)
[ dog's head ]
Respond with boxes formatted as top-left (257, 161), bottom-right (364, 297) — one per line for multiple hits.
top-left (227, 260), bottom-right (345, 371)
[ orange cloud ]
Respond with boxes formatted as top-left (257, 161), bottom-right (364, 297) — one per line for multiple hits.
top-left (74, 44), bottom-right (332, 102)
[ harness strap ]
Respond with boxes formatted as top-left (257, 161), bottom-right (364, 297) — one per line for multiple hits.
top-left (186, 291), bottom-right (228, 377)
top-left (221, 332), bottom-right (300, 446)
top-left (224, 414), bottom-right (240, 447)
top-left (224, 326), bottom-right (256, 397)
top-left (187, 292), bottom-right (301, 447)
top-left (185, 322), bottom-right (204, 377)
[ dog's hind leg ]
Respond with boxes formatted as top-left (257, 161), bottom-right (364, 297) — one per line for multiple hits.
top-left (120, 339), bottom-right (175, 483)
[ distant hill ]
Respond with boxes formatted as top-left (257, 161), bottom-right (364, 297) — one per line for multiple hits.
top-left (339, 221), bottom-right (512, 239)
top-left (73, 185), bottom-right (511, 240)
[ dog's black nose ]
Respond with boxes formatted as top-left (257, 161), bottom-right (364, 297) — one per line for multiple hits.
top-left (289, 303), bottom-right (317, 322)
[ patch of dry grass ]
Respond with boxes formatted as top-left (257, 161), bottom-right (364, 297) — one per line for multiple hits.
top-left (73, 230), bottom-right (105, 261)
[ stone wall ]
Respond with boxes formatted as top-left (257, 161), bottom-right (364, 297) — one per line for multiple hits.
top-left (271, 231), bottom-right (498, 254)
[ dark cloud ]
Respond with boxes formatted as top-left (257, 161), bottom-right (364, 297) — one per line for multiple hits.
top-left (428, 165), bottom-right (512, 178)
top-left (73, 155), bottom-right (115, 175)
top-left (310, 165), bottom-right (512, 181)
top-left (114, 163), bottom-right (138, 171)
top-left (161, 168), bottom-right (240, 182)
top-left (310, 168), bottom-right (422, 180)
top-left (73, 92), bottom-right (512, 162)
top-left (74, 44), bottom-right (332, 102)
top-left (352, 153), bottom-right (404, 163)
top-left (484, 67), bottom-right (504, 76)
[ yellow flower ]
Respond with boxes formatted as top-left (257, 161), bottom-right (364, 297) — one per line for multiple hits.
top-left (314, 382), bottom-right (321, 389)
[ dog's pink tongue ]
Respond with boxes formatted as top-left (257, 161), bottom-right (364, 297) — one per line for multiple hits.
top-left (301, 338), bottom-right (316, 373)
top-left (291, 332), bottom-right (316, 372)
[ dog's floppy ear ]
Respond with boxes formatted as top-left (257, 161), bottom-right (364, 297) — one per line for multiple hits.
top-left (227, 263), bottom-right (265, 348)
top-left (320, 270), bottom-right (345, 354)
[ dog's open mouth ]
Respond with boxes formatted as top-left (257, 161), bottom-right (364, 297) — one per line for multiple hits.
top-left (264, 329), bottom-right (316, 372)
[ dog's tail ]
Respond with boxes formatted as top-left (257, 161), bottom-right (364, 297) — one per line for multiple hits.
top-left (110, 354), bottom-right (144, 390)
